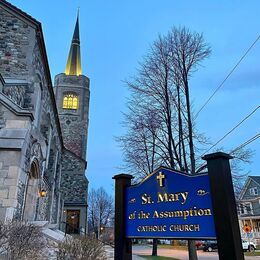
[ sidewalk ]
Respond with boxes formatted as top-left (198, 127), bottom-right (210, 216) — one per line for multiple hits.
top-left (133, 256), bottom-right (146, 260)
top-left (104, 245), bottom-right (145, 259)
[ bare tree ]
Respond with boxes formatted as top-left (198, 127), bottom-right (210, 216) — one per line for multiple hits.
top-left (88, 187), bottom-right (114, 240)
top-left (226, 147), bottom-right (252, 197)
top-left (119, 26), bottom-right (254, 259)
top-left (119, 107), bottom-right (163, 179)
top-left (195, 146), bottom-right (253, 197)
top-left (119, 26), bottom-right (211, 259)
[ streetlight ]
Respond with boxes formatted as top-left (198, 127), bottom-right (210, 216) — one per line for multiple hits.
top-left (39, 189), bottom-right (47, 197)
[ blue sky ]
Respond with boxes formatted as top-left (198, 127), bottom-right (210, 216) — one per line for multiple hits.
top-left (9, 0), bottom-right (260, 194)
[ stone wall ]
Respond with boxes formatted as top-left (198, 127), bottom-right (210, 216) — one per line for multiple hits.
top-left (59, 115), bottom-right (87, 157)
top-left (0, 4), bottom-right (63, 223)
top-left (0, 100), bottom-right (31, 220)
top-left (61, 150), bottom-right (87, 204)
top-left (0, 6), bottom-right (34, 79)
top-left (0, 149), bottom-right (21, 220)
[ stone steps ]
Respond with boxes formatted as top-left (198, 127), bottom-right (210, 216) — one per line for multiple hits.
top-left (30, 221), bottom-right (67, 259)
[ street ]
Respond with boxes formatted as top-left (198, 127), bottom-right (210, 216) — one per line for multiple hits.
top-left (132, 245), bottom-right (260, 260)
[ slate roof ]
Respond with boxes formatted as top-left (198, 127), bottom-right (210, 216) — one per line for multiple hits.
top-left (0, 0), bottom-right (40, 25)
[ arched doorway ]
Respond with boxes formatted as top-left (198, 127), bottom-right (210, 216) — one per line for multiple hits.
top-left (23, 161), bottom-right (39, 221)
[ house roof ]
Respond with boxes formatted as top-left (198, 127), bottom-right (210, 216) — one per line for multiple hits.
top-left (239, 175), bottom-right (260, 200)
top-left (249, 176), bottom-right (260, 185)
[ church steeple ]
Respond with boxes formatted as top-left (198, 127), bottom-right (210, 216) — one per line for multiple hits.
top-left (65, 12), bottom-right (82, 76)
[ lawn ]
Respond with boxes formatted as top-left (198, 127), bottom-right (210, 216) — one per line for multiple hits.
top-left (158, 245), bottom-right (187, 250)
top-left (244, 251), bottom-right (260, 256)
top-left (139, 256), bottom-right (180, 260)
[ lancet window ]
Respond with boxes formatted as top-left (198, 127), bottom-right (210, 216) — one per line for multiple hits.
top-left (63, 93), bottom-right (78, 110)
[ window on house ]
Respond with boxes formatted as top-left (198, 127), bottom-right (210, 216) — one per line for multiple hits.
top-left (249, 187), bottom-right (258, 195)
top-left (239, 204), bottom-right (245, 215)
top-left (63, 94), bottom-right (78, 110)
top-left (244, 203), bottom-right (253, 214)
top-left (239, 203), bottom-right (253, 215)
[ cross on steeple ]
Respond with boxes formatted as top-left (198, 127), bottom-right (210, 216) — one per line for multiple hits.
top-left (157, 172), bottom-right (165, 187)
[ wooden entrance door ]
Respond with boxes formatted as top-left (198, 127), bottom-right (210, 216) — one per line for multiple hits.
top-left (66, 210), bottom-right (80, 234)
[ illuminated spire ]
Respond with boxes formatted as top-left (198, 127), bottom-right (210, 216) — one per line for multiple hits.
top-left (65, 11), bottom-right (82, 76)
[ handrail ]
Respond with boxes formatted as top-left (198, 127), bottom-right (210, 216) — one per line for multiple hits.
top-left (61, 221), bottom-right (114, 248)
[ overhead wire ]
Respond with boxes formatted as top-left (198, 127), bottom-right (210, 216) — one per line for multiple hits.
top-left (200, 106), bottom-right (259, 157)
top-left (194, 35), bottom-right (260, 119)
top-left (195, 133), bottom-right (260, 173)
top-left (230, 134), bottom-right (260, 155)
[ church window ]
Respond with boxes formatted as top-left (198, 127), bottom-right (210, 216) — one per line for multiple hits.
top-left (63, 94), bottom-right (78, 109)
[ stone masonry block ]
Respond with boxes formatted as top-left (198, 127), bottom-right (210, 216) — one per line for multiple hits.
top-left (0, 189), bottom-right (9, 199)
top-left (8, 166), bottom-right (19, 178)
top-left (8, 186), bottom-right (17, 199)
top-left (5, 120), bottom-right (29, 128)
top-left (0, 208), bottom-right (6, 220)
top-left (0, 151), bottom-right (21, 166)
top-left (2, 198), bottom-right (17, 207)
top-left (0, 170), bottom-right (8, 178)
top-left (4, 178), bottom-right (18, 186)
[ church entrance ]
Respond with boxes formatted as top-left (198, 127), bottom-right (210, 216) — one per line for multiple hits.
top-left (66, 210), bottom-right (80, 234)
top-left (23, 162), bottom-right (39, 221)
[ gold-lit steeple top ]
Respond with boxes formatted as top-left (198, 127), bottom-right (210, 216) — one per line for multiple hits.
top-left (65, 11), bottom-right (82, 76)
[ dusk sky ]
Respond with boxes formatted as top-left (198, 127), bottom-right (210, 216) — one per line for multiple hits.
top-left (9, 0), bottom-right (259, 194)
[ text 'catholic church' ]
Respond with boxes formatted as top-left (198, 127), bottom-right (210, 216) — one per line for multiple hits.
top-left (0, 0), bottom-right (90, 235)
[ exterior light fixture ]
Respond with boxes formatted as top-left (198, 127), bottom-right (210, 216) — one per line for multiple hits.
top-left (39, 189), bottom-right (47, 197)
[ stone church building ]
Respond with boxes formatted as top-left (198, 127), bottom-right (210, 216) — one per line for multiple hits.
top-left (0, 0), bottom-right (89, 235)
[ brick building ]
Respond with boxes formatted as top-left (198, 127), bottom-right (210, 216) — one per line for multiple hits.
top-left (0, 0), bottom-right (89, 235)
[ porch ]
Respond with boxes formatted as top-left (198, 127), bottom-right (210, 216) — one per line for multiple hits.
top-left (239, 216), bottom-right (260, 245)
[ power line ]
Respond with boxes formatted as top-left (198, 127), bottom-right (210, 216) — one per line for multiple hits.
top-left (195, 35), bottom-right (260, 119)
top-left (195, 133), bottom-right (260, 173)
top-left (230, 134), bottom-right (260, 155)
top-left (200, 106), bottom-right (259, 157)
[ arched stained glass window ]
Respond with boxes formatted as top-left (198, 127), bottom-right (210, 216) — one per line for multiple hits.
top-left (63, 94), bottom-right (78, 110)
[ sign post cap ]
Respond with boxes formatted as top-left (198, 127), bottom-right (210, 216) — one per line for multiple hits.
top-left (202, 152), bottom-right (233, 161)
top-left (112, 174), bottom-right (133, 180)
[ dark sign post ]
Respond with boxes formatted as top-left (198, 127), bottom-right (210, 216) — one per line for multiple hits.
top-left (203, 152), bottom-right (244, 260)
top-left (113, 174), bottom-right (133, 260)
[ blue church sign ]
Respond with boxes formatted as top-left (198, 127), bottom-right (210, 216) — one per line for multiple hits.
top-left (125, 167), bottom-right (216, 239)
